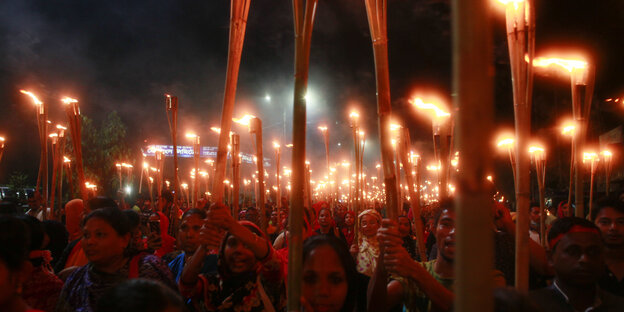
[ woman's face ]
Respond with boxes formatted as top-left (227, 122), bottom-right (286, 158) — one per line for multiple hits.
top-left (398, 217), bottom-right (411, 237)
top-left (224, 235), bottom-right (256, 274)
top-left (178, 214), bottom-right (203, 254)
top-left (302, 245), bottom-right (348, 312)
top-left (344, 213), bottom-right (354, 227)
top-left (318, 210), bottom-right (331, 228)
top-left (360, 215), bottom-right (380, 238)
top-left (82, 218), bottom-right (130, 266)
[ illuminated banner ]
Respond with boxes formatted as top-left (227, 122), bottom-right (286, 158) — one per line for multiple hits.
top-left (142, 145), bottom-right (271, 167)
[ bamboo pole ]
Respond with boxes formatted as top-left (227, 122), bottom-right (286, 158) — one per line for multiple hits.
top-left (250, 118), bottom-right (267, 232)
top-left (193, 136), bottom-right (200, 208)
top-left (213, 0), bottom-right (251, 203)
top-left (502, 0), bottom-right (535, 293)
top-left (363, 0), bottom-right (399, 221)
top-left (275, 144), bottom-right (281, 209)
top-left (288, 0), bottom-right (318, 310)
top-left (399, 128), bottom-right (427, 261)
top-left (567, 141), bottom-right (574, 216)
top-left (453, 0), bottom-right (494, 310)
top-left (232, 133), bottom-right (241, 218)
top-left (49, 133), bottom-right (61, 219)
top-left (166, 95), bottom-right (181, 205)
top-left (571, 66), bottom-right (595, 217)
top-left (63, 100), bottom-right (88, 201)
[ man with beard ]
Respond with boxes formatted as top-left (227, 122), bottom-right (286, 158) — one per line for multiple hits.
top-left (592, 197), bottom-right (624, 297)
top-left (530, 217), bottom-right (624, 311)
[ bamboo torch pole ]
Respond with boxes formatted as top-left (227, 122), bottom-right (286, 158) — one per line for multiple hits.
top-left (232, 134), bottom-right (241, 218)
top-left (498, 0), bottom-right (535, 292)
top-left (250, 118), bottom-right (267, 232)
top-left (363, 0), bottom-right (399, 220)
top-left (288, 0), bottom-right (318, 310)
top-left (166, 95), bottom-right (181, 205)
top-left (48, 133), bottom-right (59, 219)
top-left (399, 128), bottom-right (427, 261)
top-left (213, 0), bottom-right (251, 203)
top-left (62, 98), bottom-right (88, 201)
top-left (453, 0), bottom-right (494, 309)
top-left (0, 137), bottom-right (4, 166)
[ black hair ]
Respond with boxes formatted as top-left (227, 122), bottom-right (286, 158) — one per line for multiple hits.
top-left (82, 206), bottom-right (131, 236)
top-left (303, 235), bottom-right (357, 312)
top-left (548, 217), bottom-right (601, 251)
top-left (122, 210), bottom-right (140, 229)
top-left (97, 278), bottom-right (185, 312)
top-left (16, 215), bottom-right (45, 251)
top-left (160, 190), bottom-right (174, 204)
top-left (590, 196), bottom-right (624, 221)
top-left (0, 215), bottom-right (30, 271)
top-left (86, 196), bottom-right (118, 211)
top-left (434, 199), bottom-right (455, 226)
top-left (42, 220), bottom-right (69, 268)
top-left (0, 200), bottom-right (20, 215)
top-left (182, 208), bottom-right (206, 220)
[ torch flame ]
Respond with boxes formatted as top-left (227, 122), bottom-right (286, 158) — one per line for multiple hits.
top-left (20, 90), bottom-right (43, 105)
top-left (533, 57), bottom-right (587, 73)
top-left (185, 133), bottom-right (197, 139)
top-left (318, 126), bottom-right (327, 131)
top-left (273, 141), bottom-right (280, 148)
top-left (286, 143), bottom-right (293, 148)
top-left (61, 97), bottom-right (78, 105)
top-left (232, 114), bottom-right (256, 126)
top-left (561, 123), bottom-right (576, 136)
top-left (49, 133), bottom-right (58, 138)
top-left (601, 150), bottom-right (612, 158)
top-left (410, 98), bottom-right (451, 118)
top-left (349, 111), bottom-right (359, 119)
top-left (582, 152), bottom-right (599, 163)
top-left (390, 123), bottom-right (402, 131)
top-left (497, 137), bottom-right (515, 148)
top-left (56, 124), bottom-right (67, 130)
top-left (63, 156), bottom-right (71, 163)
top-left (210, 127), bottom-right (221, 134)
top-left (528, 145), bottom-right (545, 156)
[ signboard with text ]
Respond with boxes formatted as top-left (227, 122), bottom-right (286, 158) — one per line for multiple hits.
top-left (142, 145), bottom-right (271, 167)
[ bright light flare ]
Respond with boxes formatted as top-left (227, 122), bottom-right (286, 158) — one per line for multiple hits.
top-left (318, 126), bottom-right (327, 131)
top-left (561, 121), bottom-right (576, 136)
top-left (533, 56), bottom-right (587, 73)
top-left (349, 110), bottom-right (359, 119)
top-left (232, 114), bottom-right (256, 126)
top-left (185, 133), bottom-right (197, 139)
top-left (273, 141), bottom-right (280, 149)
top-left (63, 156), bottom-right (71, 163)
top-left (409, 98), bottom-right (450, 119)
top-left (20, 90), bottom-right (43, 105)
top-left (61, 97), bottom-right (78, 105)
top-left (496, 136), bottom-right (515, 149)
top-left (582, 152), bottom-right (599, 164)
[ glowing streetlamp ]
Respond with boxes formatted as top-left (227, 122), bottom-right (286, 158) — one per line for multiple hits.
top-left (410, 97), bottom-right (453, 199)
top-left (583, 151), bottom-right (599, 218)
top-left (233, 114), bottom-right (267, 232)
top-left (602, 150), bottom-right (613, 196)
top-left (528, 144), bottom-right (546, 246)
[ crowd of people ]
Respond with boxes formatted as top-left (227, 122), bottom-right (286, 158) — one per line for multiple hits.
top-left (1, 189), bottom-right (624, 312)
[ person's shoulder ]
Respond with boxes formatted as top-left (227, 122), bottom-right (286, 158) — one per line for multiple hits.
top-left (529, 286), bottom-right (568, 310)
top-left (600, 288), bottom-right (624, 308)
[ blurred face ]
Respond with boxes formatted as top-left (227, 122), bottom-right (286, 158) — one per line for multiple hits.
top-left (336, 205), bottom-right (346, 216)
top-left (318, 210), bottom-right (331, 228)
top-left (360, 215), bottom-right (379, 238)
top-left (552, 231), bottom-right (604, 287)
top-left (82, 218), bottom-right (130, 266)
top-left (435, 209), bottom-right (456, 262)
top-left (530, 207), bottom-right (540, 224)
top-left (178, 214), bottom-right (203, 253)
top-left (398, 217), bottom-right (411, 237)
top-left (224, 235), bottom-right (256, 274)
top-left (594, 207), bottom-right (624, 247)
top-left (344, 213), bottom-right (354, 227)
top-left (271, 211), bottom-right (278, 224)
top-left (302, 245), bottom-right (348, 312)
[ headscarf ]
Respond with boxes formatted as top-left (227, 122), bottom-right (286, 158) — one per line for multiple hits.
top-left (65, 199), bottom-right (84, 241)
top-left (358, 209), bottom-right (382, 225)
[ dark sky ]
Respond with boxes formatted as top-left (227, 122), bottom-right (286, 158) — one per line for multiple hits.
top-left (1, 0), bottom-right (622, 194)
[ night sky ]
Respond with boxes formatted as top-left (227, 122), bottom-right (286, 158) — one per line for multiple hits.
top-left (1, 0), bottom-right (622, 198)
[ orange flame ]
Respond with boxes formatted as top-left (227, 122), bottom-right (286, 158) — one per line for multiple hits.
top-left (20, 90), bottom-right (43, 105)
top-left (61, 97), bottom-right (78, 105)
top-left (409, 98), bottom-right (450, 119)
top-left (533, 57), bottom-right (587, 73)
top-left (232, 114), bottom-right (256, 126)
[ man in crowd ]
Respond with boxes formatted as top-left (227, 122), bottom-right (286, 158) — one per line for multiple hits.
top-left (592, 197), bottom-right (624, 296)
top-left (530, 217), bottom-right (624, 311)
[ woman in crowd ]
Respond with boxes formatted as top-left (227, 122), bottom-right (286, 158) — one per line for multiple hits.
top-left (302, 235), bottom-right (358, 312)
top-left (18, 216), bottom-right (64, 312)
top-left (56, 206), bottom-right (176, 312)
top-left (397, 215), bottom-right (420, 261)
top-left (315, 207), bottom-right (347, 243)
top-left (0, 215), bottom-right (44, 312)
top-left (180, 203), bottom-right (286, 311)
top-left (350, 209), bottom-right (382, 277)
top-left (341, 211), bottom-right (356, 247)
top-left (167, 208), bottom-right (218, 282)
